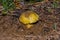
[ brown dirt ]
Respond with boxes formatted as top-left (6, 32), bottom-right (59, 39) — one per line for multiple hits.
top-left (0, 1), bottom-right (60, 40)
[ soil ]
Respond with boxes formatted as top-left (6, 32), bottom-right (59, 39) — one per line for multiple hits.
top-left (0, 1), bottom-right (60, 40)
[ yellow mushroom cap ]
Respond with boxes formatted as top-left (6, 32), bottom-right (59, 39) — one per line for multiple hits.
top-left (19, 11), bottom-right (39, 24)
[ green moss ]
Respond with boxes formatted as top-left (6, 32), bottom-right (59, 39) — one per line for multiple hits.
top-left (1, 0), bottom-right (16, 14)
top-left (52, 1), bottom-right (59, 8)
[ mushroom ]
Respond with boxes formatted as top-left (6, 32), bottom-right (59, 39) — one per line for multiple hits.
top-left (19, 11), bottom-right (39, 29)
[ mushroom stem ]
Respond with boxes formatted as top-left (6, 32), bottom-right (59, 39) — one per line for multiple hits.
top-left (26, 24), bottom-right (33, 29)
